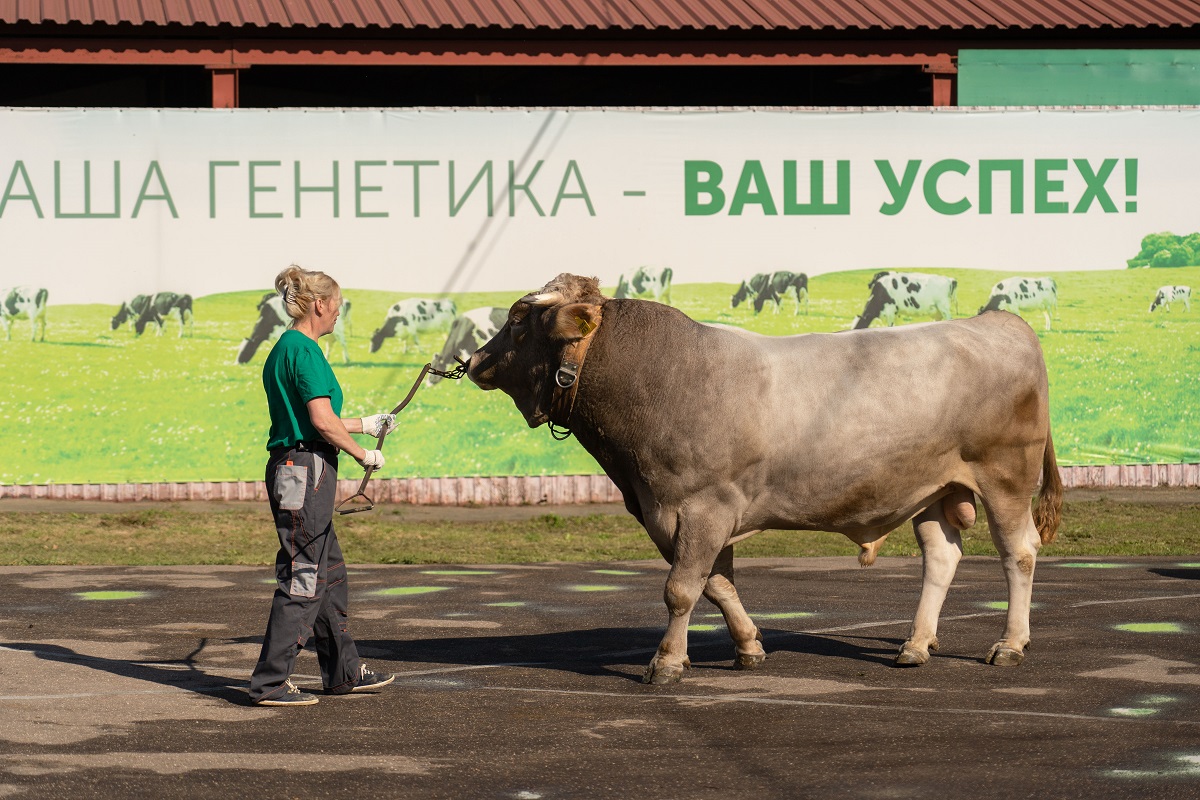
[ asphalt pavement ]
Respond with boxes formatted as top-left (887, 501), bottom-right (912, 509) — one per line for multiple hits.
top-left (2, 555), bottom-right (1199, 798)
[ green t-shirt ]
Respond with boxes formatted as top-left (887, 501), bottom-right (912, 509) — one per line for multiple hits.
top-left (263, 329), bottom-right (344, 450)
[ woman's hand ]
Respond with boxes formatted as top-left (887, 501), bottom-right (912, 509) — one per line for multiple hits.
top-left (359, 450), bottom-right (386, 470)
top-left (360, 413), bottom-right (397, 438)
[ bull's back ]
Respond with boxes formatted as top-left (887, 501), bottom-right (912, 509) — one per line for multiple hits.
top-left (745, 312), bottom-right (1049, 526)
top-left (766, 312), bottom-right (1045, 442)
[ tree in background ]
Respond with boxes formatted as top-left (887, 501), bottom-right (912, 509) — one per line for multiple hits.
top-left (1128, 231), bottom-right (1200, 268)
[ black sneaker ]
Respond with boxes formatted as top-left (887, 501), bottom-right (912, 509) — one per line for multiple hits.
top-left (256, 679), bottom-right (319, 706)
top-left (350, 663), bottom-right (395, 693)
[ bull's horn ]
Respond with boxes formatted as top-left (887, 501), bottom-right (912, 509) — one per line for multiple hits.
top-left (520, 291), bottom-right (563, 306)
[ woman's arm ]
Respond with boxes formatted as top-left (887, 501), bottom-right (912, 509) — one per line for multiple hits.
top-left (307, 396), bottom-right (368, 462)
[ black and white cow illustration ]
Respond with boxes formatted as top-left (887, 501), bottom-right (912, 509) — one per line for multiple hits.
top-left (2, 286), bottom-right (48, 341)
top-left (1149, 285), bottom-right (1191, 313)
top-left (852, 271), bottom-right (957, 329)
top-left (979, 277), bottom-right (1058, 331)
top-left (615, 267), bottom-right (673, 305)
top-left (731, 271), bottom-right (809, 315)
top-left (731, 274), bottom-right (768, 309)
top-left (235, 293), bottom-right (351, 364)
top-left (111, 292), bottom-right (194, 337)
top-left (369, 298), bottom-right (458, 354)
top-left (428, 307), bottom-right (508, 385)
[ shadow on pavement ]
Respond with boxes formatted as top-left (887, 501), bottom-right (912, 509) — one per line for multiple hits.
top-left (354, 626), bottom-right (909, 677)
top-left (4, 640), bottom-right (251, 705)
top-left (1149, 567), bottom-right (1200, 581)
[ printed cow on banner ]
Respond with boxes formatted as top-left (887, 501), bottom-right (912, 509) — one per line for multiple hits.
top-left (615, 267), bottom-right (673, 305)
top-left (369, 298), bottom-right (458, 354)
top-left (980, 277), bottom-right (1058, 331)
top-left (1149, 285), bottom-right (1191, 313)
top-left (111, 292), bottom-right (194, 337)
top-left (852, 271), bottom-right (958, 329)
top-left (235, 293), bottom-right (351, 364)
top-left (428, 307), bottom-right (508, 385)
top-left (2, 286), bottom-right (48, 341)
top-left (731, 271), bottom-right (809, 315)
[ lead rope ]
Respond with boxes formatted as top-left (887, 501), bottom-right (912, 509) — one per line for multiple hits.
top-left (335, 357), bottom-right (467, 515)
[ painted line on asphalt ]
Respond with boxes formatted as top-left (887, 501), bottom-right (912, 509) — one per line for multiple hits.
top-left (479, 685), bottom-right (1200, 726)
top-left (1069, 592), bottom-right (1200, 608)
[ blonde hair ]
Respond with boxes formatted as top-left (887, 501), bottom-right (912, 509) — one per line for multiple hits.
top-left (274, 265), bottom-right (340, 322)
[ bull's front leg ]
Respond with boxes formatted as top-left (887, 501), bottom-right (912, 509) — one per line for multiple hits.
top-left (703, 545), bottom-right (766, 669)
top-left (897, 501), bottom-right (963, 666)
top-left (644, 508), bottom-right (731, 685)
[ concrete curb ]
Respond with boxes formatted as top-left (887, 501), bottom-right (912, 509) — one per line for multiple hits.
top-left (1, 464), bottom-right (1198, 504)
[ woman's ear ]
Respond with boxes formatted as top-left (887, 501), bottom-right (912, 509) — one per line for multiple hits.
top-left (549, 303), bottom-right (602, 341)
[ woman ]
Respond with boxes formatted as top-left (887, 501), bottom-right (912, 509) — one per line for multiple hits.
top-left (248, 265), bottom-right (397, 707)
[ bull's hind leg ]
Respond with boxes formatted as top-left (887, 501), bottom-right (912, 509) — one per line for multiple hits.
top-left (703, 545), bottom-right (766, 670)
top-left (643, 504), bottom-right (732, 685)
top-left (983, 498), bottom-right (1042, 666)
top-left (896, 502), bottom-right (963, 666)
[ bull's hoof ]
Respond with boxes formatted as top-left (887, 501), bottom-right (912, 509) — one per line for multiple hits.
top-left (894, 643), bottom-right (931, 667)
top-left (894, 636), bottom-right (937, 667)
top-left (735, 650), bottom-right (767, 670)
top-left (643, 663), bottom-right (687, 685)
top-left (986, 643), bottom-right (1025, 667)
top-left (642, 656), bottom-right (690, 685)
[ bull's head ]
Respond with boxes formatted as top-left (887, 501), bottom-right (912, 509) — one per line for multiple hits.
top-left (468, 273), bottom-right (605, 428)
top-left (111, 303), bottom-right (130, 330)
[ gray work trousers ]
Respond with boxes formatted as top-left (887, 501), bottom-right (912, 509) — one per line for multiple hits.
top-left (248, 446), bottom-right (361, 701)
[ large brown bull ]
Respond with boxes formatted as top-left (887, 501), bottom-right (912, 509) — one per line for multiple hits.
top-left (468, 273), bottom-right (1062, 684)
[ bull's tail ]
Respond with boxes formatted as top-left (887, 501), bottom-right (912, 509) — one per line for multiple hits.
top-left (1033, 429), bottom-right (1063, 545)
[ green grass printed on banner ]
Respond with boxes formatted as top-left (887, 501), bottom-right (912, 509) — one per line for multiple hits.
top-left (1, 267), bottom-right (1197, 484)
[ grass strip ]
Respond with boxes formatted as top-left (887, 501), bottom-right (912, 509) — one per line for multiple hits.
top-left (1, 497), bottom-right (1197, 566)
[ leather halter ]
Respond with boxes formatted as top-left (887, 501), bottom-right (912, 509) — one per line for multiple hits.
top-left (547, 307), bottom-right (602, 432)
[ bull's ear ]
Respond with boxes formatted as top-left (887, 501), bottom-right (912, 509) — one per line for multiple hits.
top-left (549, 303), bottom-right (602, 341)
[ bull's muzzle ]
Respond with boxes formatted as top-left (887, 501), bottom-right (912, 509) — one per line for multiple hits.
top-left (466, 351), bottom-right (496, 390)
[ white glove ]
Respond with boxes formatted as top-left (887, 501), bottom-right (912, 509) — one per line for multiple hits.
top-left (361, 413), bottom-right (397, 438)
top-left (360, 450), bottom-right (385, 470)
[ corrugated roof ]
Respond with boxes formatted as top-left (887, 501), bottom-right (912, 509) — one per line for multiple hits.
top-left (2, 0), bottom-right (1199, 30)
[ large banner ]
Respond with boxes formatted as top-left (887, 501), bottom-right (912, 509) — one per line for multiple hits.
top-left (0, 108), bottom-right (1197, 484)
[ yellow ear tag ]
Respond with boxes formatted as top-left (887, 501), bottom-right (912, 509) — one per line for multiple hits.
top-left (575, 316), bottom-right (596, 337)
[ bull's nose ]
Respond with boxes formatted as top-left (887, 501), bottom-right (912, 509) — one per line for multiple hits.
top-left (466, 351), bottom-right (495, 390)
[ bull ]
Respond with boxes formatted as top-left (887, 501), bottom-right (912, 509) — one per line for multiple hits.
top-left (468, 273), bottom-right (1062, 684)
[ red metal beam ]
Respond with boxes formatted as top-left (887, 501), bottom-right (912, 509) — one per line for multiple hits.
top-left (0, 37), bottom-right (959, 68)
top-left (210, 66), bottom-right (239, 107)
top-left (923, 60), bottom-right (957, 107)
